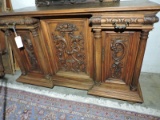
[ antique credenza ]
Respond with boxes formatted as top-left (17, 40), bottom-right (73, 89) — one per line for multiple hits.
top-left (0, 0), bottom-right (160, 102)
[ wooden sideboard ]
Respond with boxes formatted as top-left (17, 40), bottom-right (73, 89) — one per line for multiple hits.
top-left (0, 0), bottom-right (160, 102)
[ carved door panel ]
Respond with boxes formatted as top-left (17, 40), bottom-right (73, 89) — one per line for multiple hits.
top-left (41, 18), bottom-right (94, 89)
top-left (16, 30), bottom-right (42, 73)
top-left (102, 31), bottom-right (140, 85)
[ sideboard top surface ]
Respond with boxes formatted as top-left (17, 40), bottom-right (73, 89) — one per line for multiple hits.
top-left (0, 0), bottom-right (160, 17)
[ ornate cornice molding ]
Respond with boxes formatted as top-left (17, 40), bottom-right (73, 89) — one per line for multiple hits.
top-left (0, 17), bottom-right (39, 25)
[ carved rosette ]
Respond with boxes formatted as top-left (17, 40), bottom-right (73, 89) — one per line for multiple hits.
top-left (52, 23), bottom-right (86, 72)
top-left (110, 39), bottom-right (127, 78)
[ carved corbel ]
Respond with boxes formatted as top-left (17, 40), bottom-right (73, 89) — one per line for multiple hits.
top-left (89, 16), bottom-right (102, 26)
top-left (144, 15), bottom-right (159, 25)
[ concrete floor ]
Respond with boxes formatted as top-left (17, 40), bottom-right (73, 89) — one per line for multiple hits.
top-left (139, 73), bottom-right (160, 110)
top-left (0, 71), bottom-right (160, 116)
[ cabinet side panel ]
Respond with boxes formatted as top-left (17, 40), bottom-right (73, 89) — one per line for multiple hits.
top-left (17, 30), bottom-right (43, 73)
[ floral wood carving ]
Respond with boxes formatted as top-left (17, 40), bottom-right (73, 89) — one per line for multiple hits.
top-left (52, 23), bottom-right (86, 72)
top-left (110, 39), bottom-right (127, 78)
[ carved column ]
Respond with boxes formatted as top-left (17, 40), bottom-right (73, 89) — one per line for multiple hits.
top-left (131, 30), bottom-right (149, 91)
top-left (93, 29), bottom-right (102, 84)
top-left (30, 27), bottom-right (51, 79)
top-left (5, 30), bottom-right (27, 75)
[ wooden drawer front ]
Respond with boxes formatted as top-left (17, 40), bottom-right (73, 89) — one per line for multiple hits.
top-left (89, 14), bottom-right (159, 29)
top-left (101, 14), bottom-right (144, 28)
top-left (102, 31), bottom-right (140, 85)
top-left (42, 18), bottom-right (94, 81)
top-left (17, 30), bottom-right (42, 73)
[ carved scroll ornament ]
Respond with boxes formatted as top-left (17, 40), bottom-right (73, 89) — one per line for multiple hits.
top-left (52, 23), bottom-right (86, 72)
top-left (110, 39), bottom-right (127, 78)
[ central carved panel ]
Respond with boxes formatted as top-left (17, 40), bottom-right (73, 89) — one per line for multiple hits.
top-left (52, 23), bottom-right (86, 72)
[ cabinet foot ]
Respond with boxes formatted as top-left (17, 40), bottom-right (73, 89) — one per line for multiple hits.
top-left (88, 83), bottom-right (143, 102)
top-left (17, 72), bottom-right (54, 88)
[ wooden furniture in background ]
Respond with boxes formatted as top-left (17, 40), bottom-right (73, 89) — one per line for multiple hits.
top-left (0, 0), bottom-right (16, 74)
top-left (0, 0), bottom-right (160, 102)
top-left (0, 0), bottom-right (12, 12)
top-left (0, 31), bottom-right (6, 77)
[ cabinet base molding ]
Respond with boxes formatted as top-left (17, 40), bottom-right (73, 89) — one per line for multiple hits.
top-left (88, 83), bottom-right (143, 102)
top-left (17, 74), bottom-right (54, 88)
top-left (52, 76), bottom-right (94, 90)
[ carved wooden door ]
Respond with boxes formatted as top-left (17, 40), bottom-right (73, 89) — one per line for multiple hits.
top-left (102, 31), bottom-right (141, 85)
top-left (41, 18), bottom-right (94, 89)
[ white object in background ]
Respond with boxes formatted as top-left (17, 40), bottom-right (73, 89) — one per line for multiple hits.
top-left (15, 36), bottom-right (23, 48)
top-left (13, 26), bottom-right (23, 48)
